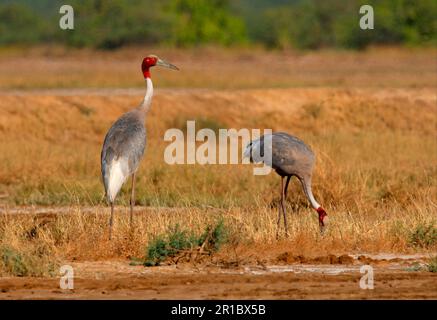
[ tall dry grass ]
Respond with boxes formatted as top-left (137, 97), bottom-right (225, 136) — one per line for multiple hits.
top-left (1, 87), bottom-right (435, 208)
top-left (0, 200), bottom-right (435, 275)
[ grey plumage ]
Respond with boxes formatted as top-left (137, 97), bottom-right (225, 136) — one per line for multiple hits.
top-left (245, 132), bottom-right (315, 178)
top-left (101, 110), bottom-right (146, 202)
top-left (100, 108), bottom-right (146, 241)
top-left (245, 132), bottom-right (328, 236)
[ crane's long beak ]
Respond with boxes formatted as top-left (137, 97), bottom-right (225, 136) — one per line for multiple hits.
top-left (156, 58), bottom-right (179, 70)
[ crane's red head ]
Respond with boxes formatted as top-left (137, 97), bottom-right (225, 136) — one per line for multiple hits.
top-left (141, 54), bottom-right (179, 79)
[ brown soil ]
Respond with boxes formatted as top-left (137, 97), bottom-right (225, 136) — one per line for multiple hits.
top-left (1, 257), bottom-right (436, 300)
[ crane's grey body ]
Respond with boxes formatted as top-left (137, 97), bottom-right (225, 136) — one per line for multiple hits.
top-left (245, 132), bottom-right (327, 236)
top-left (101, 109), bottom-right (146, 203)
top-left (246, 132), bottom-right (315, 179)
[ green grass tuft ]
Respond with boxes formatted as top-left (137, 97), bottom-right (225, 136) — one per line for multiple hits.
top-left (408, 223), bottom-right (437, 248)
top-left (427, 256), bottom-right (437, 273)
top-left (405, 263), bottom-right (424, 272)
top-left (0, 245), bottom-right (58, 277)
top-left (1, 246), bottom-right (29, 276)
top-left (144, 219), bottom-right (228, 266)
top-left (198, 219), bottom-right (228, 252)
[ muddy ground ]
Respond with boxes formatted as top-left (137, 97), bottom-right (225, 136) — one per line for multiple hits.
top-left (0, 208), bottom-right (436, 300)
top-left (1, 254), bottom-right (436, 299)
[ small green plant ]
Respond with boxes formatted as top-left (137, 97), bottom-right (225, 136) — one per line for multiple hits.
top-left (129, 256), bottom-right (144, 266)
top-left (144, 219), bottom-right (228, 266)
top-left (427, 256), bottom-right (437, 273)
top-left (1, 246), bottom-right (28, 276)
top-left (199, 219), bottom-right (227, 252)
top-left (408, 223), bottom-right (437, 248)
top-left (0, 245), bottom-right (57, 277)
top-left (405, 262), bottom-right (424, 272)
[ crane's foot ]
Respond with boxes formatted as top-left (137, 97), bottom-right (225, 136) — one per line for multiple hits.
top-left (108, 224), bottom-right (113, 240)
top-left (275, 229), bottom-right (290, 240)
top-left (319, 224), bottom-right (326, 235)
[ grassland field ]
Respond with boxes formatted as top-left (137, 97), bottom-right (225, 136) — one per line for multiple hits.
top-left (0, 46), bottom-right (436, 299)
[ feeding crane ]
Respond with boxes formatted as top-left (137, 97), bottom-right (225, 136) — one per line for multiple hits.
top-left (244, 132), bottom-right (328, 237)
top-left (101, 55), bottom-right (178, 239)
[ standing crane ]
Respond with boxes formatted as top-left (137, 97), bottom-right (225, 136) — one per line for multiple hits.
top-left (244, 132), bottom-right (328, 237)
top-left (101, 55), bottom-right (178, 239)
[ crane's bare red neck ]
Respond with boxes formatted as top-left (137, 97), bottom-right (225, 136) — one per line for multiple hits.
top-left (142, 57), bottom-right (157, 79)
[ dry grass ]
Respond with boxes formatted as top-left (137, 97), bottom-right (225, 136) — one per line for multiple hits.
top-left (0, 86), bottom-right (436, 269)
top-left (0, 48), bottom-right (436, 274)
top-left (0, 46), bottom-right (436, 89)
top-left (0, 201), bottom-right (435, 274)
top-left (0, 87), bottom-right (435, 207)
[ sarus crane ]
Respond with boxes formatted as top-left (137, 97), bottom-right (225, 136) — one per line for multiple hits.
top-left (101, 55), bottom-right (178, 239)
top-left (244, 132), bottom-right (328, 237)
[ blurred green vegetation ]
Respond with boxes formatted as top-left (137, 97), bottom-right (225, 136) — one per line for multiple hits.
top-left (0, 0), bottom-right (435, 49)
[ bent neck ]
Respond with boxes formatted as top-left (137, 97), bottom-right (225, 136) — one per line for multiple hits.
top-left (139, 77), bottom-right (153, 114)
top-left (299, 176), bottom-right (320, 210)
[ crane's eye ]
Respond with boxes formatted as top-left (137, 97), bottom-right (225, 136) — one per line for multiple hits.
top-left (148, 57), bottom-right (158, 66)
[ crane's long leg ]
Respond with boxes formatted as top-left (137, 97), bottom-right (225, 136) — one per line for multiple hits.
top-left (282, 176), bottom-right (291, 237)
top-left (109, 202), bottom-right (114, 240)
top-left (284, 176), bottom-right (291, 199)
top-left (130, 173), bottom-right (136, 227)
top-left (281, 176), bottom-right (289, 238)
top-left (277, 176), bottom-right (289, 239)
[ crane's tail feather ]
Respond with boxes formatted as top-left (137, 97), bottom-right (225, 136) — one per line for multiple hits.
top-left (244, 135), bottom-right (272, 165)
top-left (243, 142), bottom-right (252, 160)
top-left (244, 138), bottom-right (262, 163)
top-left (105, 158), bottom-right (129, 203)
